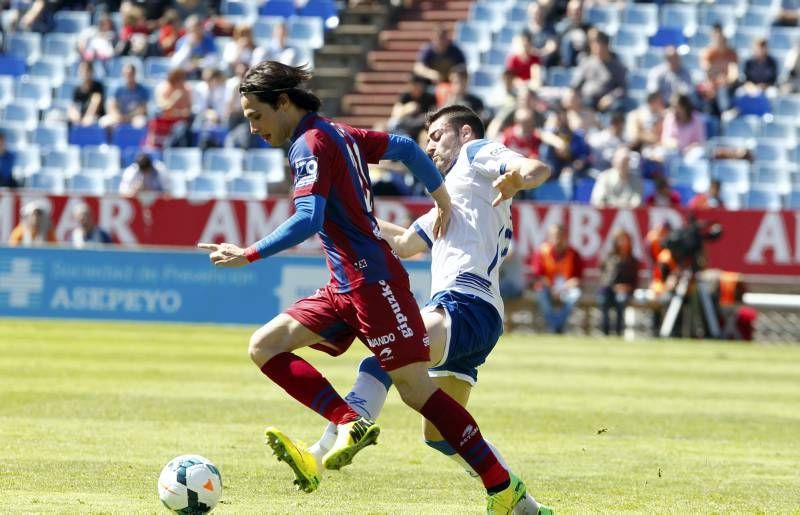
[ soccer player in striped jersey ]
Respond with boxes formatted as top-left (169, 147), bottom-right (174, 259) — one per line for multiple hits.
top-left (308, 105), bottom-right (554, 514)
top-left (198, 62), bottom-right (535, 513)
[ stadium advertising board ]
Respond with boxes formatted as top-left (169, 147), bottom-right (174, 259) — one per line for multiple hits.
top-left (0, 247), bottom-right (432, 324)
top-left (1, 192), bottom-right (798, 276)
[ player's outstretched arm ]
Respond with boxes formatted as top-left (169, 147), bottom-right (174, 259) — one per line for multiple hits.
top-left (377, 218), bottom-right (429, 258)
top-left (492, 157), bottom-right (551, 207)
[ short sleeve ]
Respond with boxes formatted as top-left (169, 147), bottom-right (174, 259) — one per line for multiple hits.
top-left (411, 208), bottom-right (436, 249)
top-left (470, 141), bottom-right (523, 180)
top-left (289, 131), bottom-right (334, 199)
top-left (346, 127), bottom-right (390, 164)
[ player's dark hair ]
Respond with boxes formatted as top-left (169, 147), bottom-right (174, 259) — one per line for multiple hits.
top-left (426, 104), bottom-right (485, 139)
top-left (239, 61), bottom-right (321, 112)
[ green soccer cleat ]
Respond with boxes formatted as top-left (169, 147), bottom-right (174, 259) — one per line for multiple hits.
top-left (264, 427), bottom-right (321, 493)
top-left (322, 417), bottom-right (380, 470)
top-left (537, 505), bottom-right (554, 515)
top-left (487, 473), bottom-right (527, 514)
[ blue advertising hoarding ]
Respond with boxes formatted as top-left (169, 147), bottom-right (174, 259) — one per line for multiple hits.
top-left (0, 247), bottom-right (433, 324)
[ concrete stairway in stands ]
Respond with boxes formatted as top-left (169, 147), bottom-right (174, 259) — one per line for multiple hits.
top-left (315, 0), bottom-right (473, 129)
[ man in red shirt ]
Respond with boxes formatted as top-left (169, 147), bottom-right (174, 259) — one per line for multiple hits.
top-left (530, 223), bottom-right (583, 333)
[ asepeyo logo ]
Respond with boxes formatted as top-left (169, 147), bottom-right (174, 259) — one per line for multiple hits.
top-left (0, 258), bottom-right (45, 309)
top-left (460, 424), bottom-right (478, 446)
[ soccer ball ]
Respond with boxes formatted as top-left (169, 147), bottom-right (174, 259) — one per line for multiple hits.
top-left (158, 454), bottom-right (222, 513)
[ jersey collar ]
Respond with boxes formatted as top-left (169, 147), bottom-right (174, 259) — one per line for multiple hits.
top-left (290, 111), bottom-right (319, 144)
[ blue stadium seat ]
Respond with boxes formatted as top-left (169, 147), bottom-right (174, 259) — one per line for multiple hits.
top-left (0, 123), bottom-right (28, 150)
top-left (494, 26), bottom-right (516, 47)
top-left (0, 55), bottom-right (27, 77)
top-left (670, 161), bottom-right (710, 191)
top-left (81, 145), bottom-right (121, 175)
top-left (298, 0), bottom-right (339, 30)
top-left (107, 56), bottom-right (145, 79)
top-left (0, 76), bottom-right (11, 107)
top-left (712, 0), bottom-right (748, 16)
top-left (735, 93), bottom-right (771, 117)
top-left (761, 122), bottom-right (797, 144)
top-left (689, 27), bottom-right (713, 49)
top-left (111, 124), bottom-right (147, 149)
top-left (245, 148), bottom-right (286, 183)
top-left (620, 4), bottom-right (658, 36)
top-left (29, 57), bottom-right (66, 89)
top-left (68, 173), bottom-right (106, 195)
top-left (674, 184), bottom-right (695, 206)
top-left (7, 32), bottom-right (41, 65)
top-left (483, 47), bottom-right (507, 68)
top-left (42, 146), bottom-right (81, 174)
top-left (42, 33), bottom-right (79, 65)
top-left (12, 145), bottom-right (42, 177)
top-left (203, 148), bottom-right (244, 175)
top-left (741, 7), bottom-right (775, 29)
top-left (699, 5), bottom-right (738, 34)
top-left (287, 16), bottom-right (325, 50)
top-left (649, 27), bottom-right (687, 47)
top-left (27, 170), bottom-right (65, 193)
top-left (751, 164), bottom-right (792, 194)
top-left (745, 188), bottom-right (783, 210)
top-left (455, 22), bottom-right (492, 53)
top-left (166, 172), bottom-right (188, 198)
top-left (188, 175), bottom-right (227, 198)
top-left (259, 0), bottom-right (295, 18)
top-left (534, 180), bottom-right (570, 203)
top-left (253, 16), bottom-right (283, 43)
top-left (754, 140), bottom-right (789, 162)
top-left (712, 160), bottom-right (750, 193)
top-left (164, 148), bottom-right (203, 174)
top-left (768, 26), bottom-right (800, 52)
top-left (69, 125), bottom-right (107, 147)
top-left (53, 10), bottom-right (91, 34)
top-left (584, 4), bottom-right (620, 35)
top-left (470, 3), bottom-right (505, 32)
top-left (612, 28), bottom-right (649, 57)
top-left (787, 191), bottom-right (800, 209)
top-left (545, 67), bottom-right (573, 88)
top-left (221, 0), bottom-right (258, 18)
top-left (661, 4), bottom-right (698, 36)
top-left (14, 77), bottom-right (53, 111)
top-left (773, 96), bottom-right (800, 122)
top-left (228, 175), bottom-right (269, 199)
top-left (31, 125), bottom-right (69, 149)
top-left (145, 57), bottom-right (173, 80)
top-left (1, 101), bottom-right (39, 131)
top-left (722, 116), bottom-right (760, 139)
top-left (573, 178), bottom-right (595, 203)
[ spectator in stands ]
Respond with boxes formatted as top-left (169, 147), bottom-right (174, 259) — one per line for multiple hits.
top-left (435, 66), bottom-right (486, 120)
top-left (689, 179), bottom-right (724, 210)
top-left (78, 12), bottom-right (118, 64)
top-left (646, 175), bottom-right (681, 207)
top-left (539, 106), bottom-right (591, 180)
top-left (388, 74), bottom-right (437, 141)
top-left (174, 0), bottom-right (210, 20)
top-left (413, 26), bottom-right (466, 83)
top-left (119, 152), bottom-right (166, 196)
top-left (588, 110), bottom-right (626, 171)
top-left (598, 229), bottom-right (640, 336)
top-left (570, 31), bottom-right (627, 113)
top-left (487, 85), bottom-right (546, 139)
top-left (743, 38), bottom-right (778, 90)
top-left (8, 200), bottom-right (56, 246)
top-left (499, 108), bottom-right (541, 159)
top-left (590, 146), bottom-right (643, 208)
top-left (172, 15), bottom-right (218, 79)
top-left (647, 46), bottom-right (694, 106)
top-left (555, 0), bottom-right (588, 68)
top-left (505, 31), bottom-right (542, 88)
top-left (661, 93), bottom-right (706, 159)
top-left (253, 22), bottom-right (299, 67)
top-left (369, 161), bottom-right (414, 197)
top-left (67, 202), bottom-right (112, 248)
top-left (782, 41), bottom-right (800, 93)
top-left (100, 63), bottom-right (149, 129)
top-left (195, 68), bottom-right (229, 124)
top-left (69, 61), bottom-right (106, 127)
top-left (530, 223), bottom-right (583, 334)
top-left (157, 8), bottom-right (182, 57)
top-left (701, 24), bottom-right (739, 88)
top-left (626, 91), bottom-right (665, 157)
top-left (223, 24), bottom-right (257, 71)
top-left (146, 68), bottom-right (193, 148)
top-left (116, 4), bottom-right (151, 57)
top-left (563, 89), bottom-right (600, 133)
top-left (0, 132), bottom-right (18, 189)
top-left (525, 3), bottom-right (558, 67)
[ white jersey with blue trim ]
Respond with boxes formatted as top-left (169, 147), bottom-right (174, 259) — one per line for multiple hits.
top-left (412, 138), bottom-right (522, 318)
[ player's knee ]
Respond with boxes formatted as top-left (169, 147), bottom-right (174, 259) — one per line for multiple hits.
top-left (424, 438), bottom-right (456, 457)
top-left (248, 326), bottom-right (285, 366)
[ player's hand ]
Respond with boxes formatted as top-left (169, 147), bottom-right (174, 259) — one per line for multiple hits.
top-left (429, 184), bottom-right (451, 239)
top-left (492, 170), bottom-right (525, 206)
top-left (197, 242), bottom-right (249, 267)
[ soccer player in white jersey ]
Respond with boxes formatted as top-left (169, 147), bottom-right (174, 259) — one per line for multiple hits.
top-left (309, 105), bottom-right (554, 514)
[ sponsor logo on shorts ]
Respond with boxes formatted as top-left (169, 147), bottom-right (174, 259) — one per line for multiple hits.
top-left (366, 332), bottom-right (396, 348)
top-left (378, 280), bottom-right (414, 338)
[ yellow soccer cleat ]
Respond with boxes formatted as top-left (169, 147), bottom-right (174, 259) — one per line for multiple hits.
top-left (322, 417), bottom-right (380, 470)
top-left (486, 473), bottom-right (527, 514)
top-left (264, 427), bottom-right (321, 493)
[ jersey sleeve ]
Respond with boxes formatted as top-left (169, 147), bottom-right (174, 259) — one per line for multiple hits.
top-left (346, 127), bottom-right (390, 164)
top-left (471, 142), bottom-right (524, 181)
top-left (289, 130), bottom-right (334, 199)
top-left (411, 208), bottom-right (436, 249)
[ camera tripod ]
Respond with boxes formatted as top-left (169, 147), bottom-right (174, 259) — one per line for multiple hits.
top-left (659, 269), bottom-right (721, 339)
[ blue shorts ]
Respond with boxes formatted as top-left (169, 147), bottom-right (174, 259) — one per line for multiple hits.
top-left (422, 290), bottom-right (503, 385)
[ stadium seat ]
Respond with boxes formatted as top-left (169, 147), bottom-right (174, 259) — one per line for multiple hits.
top-left (699, 5), bottom-right (738, 34)
top-left (768, 26), bottom-right (800, 52)
top-left (674, 184), bottom-right (695, 206)
top-left (7, 32), bottom-right (41, 65)
top-left (761, 122), bottom-right (797, 145)
top-left (722, 117), bottom-right (760, 139)
top-left (469, 3), bottom-right (505, 33)
top-left (573, 178), bottom-right (595, 203)
top-left (253, 16), bottom-right (283, 43)
top-left (287, 16), bottom-right (325, 50)
top-left (534, 180), bottom-right (570, 203)
top-left (740, 7), bottom-right (775, 29)
top-left (719, 185), bottom-right (743, 210)
top-left (712, 160), bottom-right (750, 193)
top-left (483, 47), bottom-right (508, 68)
top-left (259, 0), bottom-right (295, 18)
top-left (1, 101), bottom-right (39, 131)
top-left (245, 148), bottom-right (286, 183)
top-left (42, 146), bottom-right (81, 175)
top-left (107, 56), bottom-right (145, 79)
top-left (712, 0), bottom-right (748, 16)
top-left (53, 10), bottom-right (91, 34)
top-left (164, 148), bottom-right (203, 175)
top-left (13, 76), bottom-right (53, 111)
top-left (649, 27), bottom-right (687, 47)
top-left (754, 140), bottom-right (789, 162)
top-left (620, 4), bottom-right (659, 36)
top-left (145, 57), bottom-right (173, 80)
top-left (111, 124), bottom-right (147, 149)
top-left (228, 175), bottom-right (269, 199)
top-left (745, 188), bottom-right (783, 210)
top-left (670, 161), bottom-right (710, 191)
top-left (106, 174), bottom-right (122, 193)
top-left (203, 148), bottom-right (244, 176)
top-left (612, 28), bottom-right (649, 57)
top-left (27, 170), bottom-right (65, 193)
top-left (31, 125), bottom-right (69, 149)
top-left (221, 0), bottom-right (258, 18)
top-left (0, 76), bottom-right (11, 107)
top-left (545, 67), bottom-right (573, 88)
top-left (494, 26), bottom-right (516, 47)
top-left (455, 22), bottom-right (492, 53)
top-left (69, 125), bottom-right (108, 147)
top-left (188, 175), bottom-right (227, 198)
top-left (298, 0), bottom-right (339, 29)
top-left (29, 57), bottom-right (67, 89)
top-left (735, 92), bottom-right (771, 117)
top-left (81, 145), bottom-right (122, 175)
top-left (772, 96), bottom-right (800, 123)
top-left (68, 173), bottom-right (106, 195)
top-left (42, 33), bottom-right (79, 65)
top-left (660, 4), bottom-right (698, 36)
top-left (787, 191), bottom-right (800, 209)
top-left (12, 145), bottom-right (42, 177)
top-left (751, 164), bottom-right (792, 194)
top-left (0, 123), bottom-right (28, 149)
top-left (0, 55), bottom-right (27, 77)
top-left (583, 4), bottom-right (620, 36)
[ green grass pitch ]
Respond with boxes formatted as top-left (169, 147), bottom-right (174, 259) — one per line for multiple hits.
top-left (1, 319), bottom-right (799, 514)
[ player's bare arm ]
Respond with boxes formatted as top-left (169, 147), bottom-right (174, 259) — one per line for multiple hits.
top-left (197, 243), bottom-right (249, 267)
top-left (492, 157), bottom-right (551, 207)
top-left (429, 183), bottom-right (452, 239)
top-left (377, 219), bottom-right (428, 259)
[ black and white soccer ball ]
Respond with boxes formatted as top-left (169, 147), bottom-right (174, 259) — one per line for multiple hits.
top-left (158, 454), bottom-right (222, 514)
